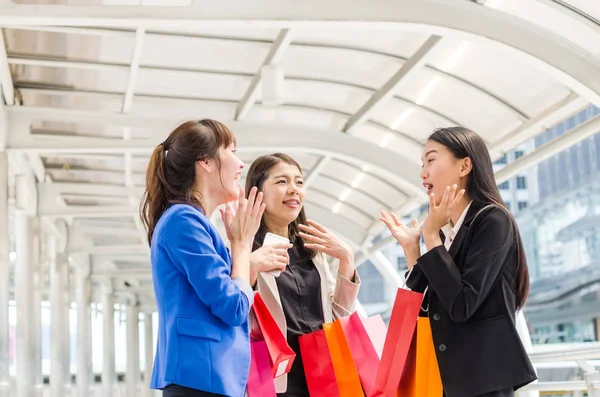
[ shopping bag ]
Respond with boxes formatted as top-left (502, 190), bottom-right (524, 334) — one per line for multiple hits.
top-left (375, 288), bottom-right (423, 396)
top-left (251, 293), bottom-right (296, 378)
top-left (298, 329), bottom-right (340, 397)
top-left (341, 312), bottom-right (387, 396)
top-left (413, 317), bottom-right (443, 397)
top-left (247, 340), bottom-right (277, 397)
top-left (323, 319), bottom-right (365, 397)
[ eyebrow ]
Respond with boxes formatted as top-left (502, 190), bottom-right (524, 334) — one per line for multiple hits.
top-left (272, 174), bottom-right (303, 179)
top-left (421, 149), bottom-right (438, 159)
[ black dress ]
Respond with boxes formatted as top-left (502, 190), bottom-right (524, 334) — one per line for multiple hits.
top-left (275, 244), bottom-right (324, 397)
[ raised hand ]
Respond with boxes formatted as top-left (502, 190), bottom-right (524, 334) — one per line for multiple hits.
top-left (379, 211), bottom-right (421, 248)
top-left (220, 186), bottom-right (266, 246)
top-left (422, 184), bottom-right (466, 237)
top-left (299, 219), bottom-right (353, 261)
top-left (250, 243), bottom-right (292, 274)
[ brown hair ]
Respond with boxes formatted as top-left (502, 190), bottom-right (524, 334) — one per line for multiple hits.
top-left (140, 119), bottom-right (235, 246)
top-left (428, 127), bottom-right (530, 309)
top-left (245, 153), bottom-right (316, 259)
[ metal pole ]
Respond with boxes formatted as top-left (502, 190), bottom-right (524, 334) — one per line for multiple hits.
top-left (48, 234), bottom-right (64, 397)
top-left (75, 259), bottom-right (91, 397)
top-left (14, 212), bottom-right (33, 397)
top-left (143, 311), bottom-right (154, 397)
top-left (126, 302), bottom-right (140, 397)
top-left (102, 283), bottom-right (115, 397)
top-left (0, 153), bottom-right (10, 397)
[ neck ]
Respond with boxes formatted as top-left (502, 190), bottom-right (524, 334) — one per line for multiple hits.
top-left (450, 194), bottom-right (471, 226)
top-left (264, 216), bottom-right (290, 238)
top-left (194, 183), bottom-right (218, 218)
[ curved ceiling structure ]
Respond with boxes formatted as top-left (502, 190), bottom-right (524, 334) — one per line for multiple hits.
top-left (1, 0), bottom-right (600, 305)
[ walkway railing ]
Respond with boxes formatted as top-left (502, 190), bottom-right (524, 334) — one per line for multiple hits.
top-left (518, 342), bottom-right (600, 396)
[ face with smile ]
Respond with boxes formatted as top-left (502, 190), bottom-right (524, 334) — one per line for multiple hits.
top-left (261, 161), bottom-right (305, 227)
top-left (420, 140), bottom-right (470, 205)
top-left (199, 143), bottom-right (244, 204)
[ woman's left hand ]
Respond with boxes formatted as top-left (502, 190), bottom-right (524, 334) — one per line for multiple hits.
top-left (422, 184), bottom-right (466, 237)
top-left (299, 220), bottom-right (353, 261)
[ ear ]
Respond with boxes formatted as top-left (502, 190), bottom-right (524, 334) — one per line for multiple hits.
top-left (196, 158), bottom-right (213, 173)
top-left (459, 157), bottom-right (472, 177)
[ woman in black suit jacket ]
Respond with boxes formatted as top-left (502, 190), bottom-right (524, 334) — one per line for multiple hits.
top-left (380, 127), bottom-right (537, 397)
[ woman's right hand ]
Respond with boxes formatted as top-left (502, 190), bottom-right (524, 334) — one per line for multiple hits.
top-left (220, 186), bottom-right (266, 246)
top-left (379, 211), bottom-right (421, 248)
top-left (250, 244), bottom-right (291, 273)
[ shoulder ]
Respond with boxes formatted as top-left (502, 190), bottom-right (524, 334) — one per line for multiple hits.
top-left (470, 204), bottom-right (514, 238)
top-left (159, 204), bottom-right (212, 240)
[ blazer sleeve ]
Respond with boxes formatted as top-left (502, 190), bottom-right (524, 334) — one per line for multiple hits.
top-left (162, 209), bottom-right (253, 327)
top-left (405, 265), bottom-right (428, 293)
top-left (416, 207), bottom-right (514, 323)
top-left (322, 254), bottom-right (361, 319)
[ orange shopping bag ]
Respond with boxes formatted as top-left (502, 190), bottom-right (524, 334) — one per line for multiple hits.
top-left (323, 319), bottom-right (365, 397)
top-left (414, 317), bottom-right (443, 396)
top-left (398, 317), bottom-right (443, 396)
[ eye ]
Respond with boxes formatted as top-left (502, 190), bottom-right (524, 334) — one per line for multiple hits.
top-left (297, 180), bottom-right (304, 186)
top-left (276, 179), bottom-right (286, 184)
top-left (427, 158), bottom-right (434, 164)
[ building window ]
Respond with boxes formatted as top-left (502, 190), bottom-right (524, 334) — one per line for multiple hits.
top-left (506, 202), bottom-right (511, 211)
top-left (518, 201), bottom-right (528, 210)
top-left (494, 155), bottom-right (507, 165)
top-left (517, 176), bottom-right (527, 189)
top-left (515, 150), bottom-right (524, 159)
top-left (498, 181), bottom-right (509, 190)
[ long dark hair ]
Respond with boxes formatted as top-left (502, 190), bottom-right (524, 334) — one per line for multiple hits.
top-left (245, 153), bottom-right (316, 259)
top-left (140, 119), bottom-right (235, 246)
top-left (428, 127), bottom-right (530, 309)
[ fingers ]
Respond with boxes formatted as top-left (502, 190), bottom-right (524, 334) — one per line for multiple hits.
top-left (453, 188), bottom-right (466, 207)
top-left (304, 243), bottom-right (326, 251)
top-left (391, 212), bottom-right (403, 227)
top-left (410, 217), bottom-right (419, 228)
top-left (306, 219), bottom-right (327, 233)
top-left (429, 192), bottom-right (435, 210)
top-left (379, 211), bottom-right (395, 230)
top-left (299, 223), bottom-right (327, 238)
top-left (440, 186), bottom-right (450, 208)
top-left (299, 231), bottom-right (326, 245)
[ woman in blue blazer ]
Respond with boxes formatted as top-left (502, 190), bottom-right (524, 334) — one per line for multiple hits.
top-left (140, 120), bottom-right (281, 397)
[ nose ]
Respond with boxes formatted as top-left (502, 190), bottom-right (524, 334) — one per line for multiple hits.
top-left (420, 167), bottom-right (427, 180)
top-left (239, 161), bottom-right (244, 170)
top-left (288, 184), bottom-right (299, 195)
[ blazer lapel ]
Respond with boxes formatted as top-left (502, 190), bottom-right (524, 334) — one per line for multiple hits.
top-left (448, 201), bottom-right (486, 260)
top-left (312, 253), bottom-right (331, 323)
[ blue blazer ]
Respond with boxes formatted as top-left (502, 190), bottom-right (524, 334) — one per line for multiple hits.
top-left (150, 204), bottom-right (254, 397)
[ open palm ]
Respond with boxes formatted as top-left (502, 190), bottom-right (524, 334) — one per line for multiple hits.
top-left (379, 211), bottom-right (421, 247)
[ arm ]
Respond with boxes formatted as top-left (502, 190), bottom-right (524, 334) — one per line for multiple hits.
top-left (164, 209), bottom-right (253, 327)
top-left (416, 208), bottom-right (514, 323)
top-left (323, 254), bottom-right (361, 319)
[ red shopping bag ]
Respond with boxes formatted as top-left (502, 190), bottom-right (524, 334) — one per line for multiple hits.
top-left (298, 329), bottom-right (340, 397)
top-left (251, 293), bottom-right (296, 378)
top-left (375, 288), bottom-right (423, 396)
top-left (247, 340), bottom-right (276, 397)
top-left (341, 313), bottom-right (387, 396)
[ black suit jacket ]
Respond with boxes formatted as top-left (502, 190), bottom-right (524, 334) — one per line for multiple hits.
top-left (407, 201), bottom-right (537, 397)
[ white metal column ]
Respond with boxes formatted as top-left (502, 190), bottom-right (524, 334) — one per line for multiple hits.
top-left (14, 212), bottom-right (33, 397)
top-left (30, 231), bottom-right (42, 397)
top-left (126, 301), bottom-right (140, 397)
top-left (102, 283), bottom-right (115, 397)
top-left (143, 311), bottom-right (154, 397)
top-left (48, 234), bottom-right (66, 397)
top-left (0, 153), bottom-right (10, 397)
top-left (60, 254), bottom-right (71, 394)
top-left (75, 259), bottom-right (91, 397)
